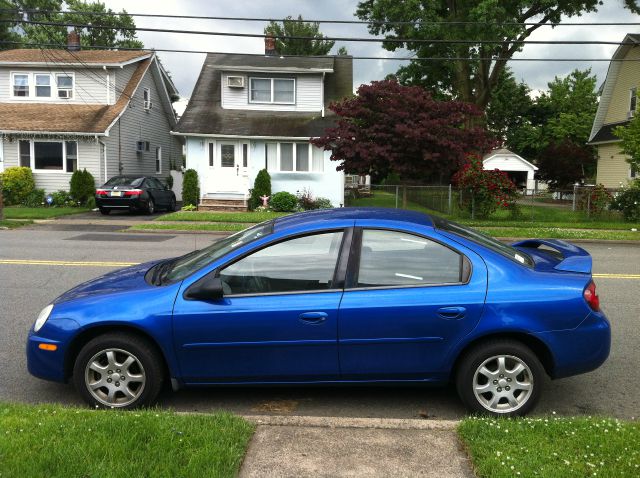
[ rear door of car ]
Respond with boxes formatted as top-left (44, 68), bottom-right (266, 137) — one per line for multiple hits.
top-left (337, 223), bottom-right (488, 380)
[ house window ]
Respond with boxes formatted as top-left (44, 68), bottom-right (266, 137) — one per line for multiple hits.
top-left (35, 74), bottom-right (51, 97)
top-left (13, 74), bottom-right (29, 97)
top-left (631, 164), bottom-right (637, 179)
top-left (631, 87), bottom-right (637, 115)
top-left (208, 142), bottom-right (214, 167)
top-left (155, 147), bottom-right (162, 174)
top-left (249, 78), bottom-right (295, 104)
top-left (143, 88), bottom-right (151, 110)
top-left (221, 144), bottom-right (235, 167)
top-left (264, 142), bottom-right (324, 173)
top-left (242, 143), bottom-right (248, 168)
top-left (57, 74), bottom-right (73, 99)
top-left (19, 140), bottom-right (78, 171)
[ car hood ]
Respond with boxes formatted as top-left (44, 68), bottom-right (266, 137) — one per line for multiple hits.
top-left (53, 259), bottom-right (162, 304)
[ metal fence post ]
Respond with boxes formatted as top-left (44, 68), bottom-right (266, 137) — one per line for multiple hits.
top-left (448, 184), bottom-right (452, 215)
top-left (395, 185), bottom-right (399, 209)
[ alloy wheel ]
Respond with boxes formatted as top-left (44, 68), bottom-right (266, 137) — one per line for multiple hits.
top-left (84, 348), bottom-right (146, 407)
top-left (472, 354), bottom-right (533, 414)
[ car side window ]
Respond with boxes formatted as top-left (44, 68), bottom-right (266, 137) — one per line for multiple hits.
top-left (356, 229), bottom-right (463, 288)
top-left (219, 231), bottom-right (344, 295)
top-left (148, 178), bottom-right (161, 189)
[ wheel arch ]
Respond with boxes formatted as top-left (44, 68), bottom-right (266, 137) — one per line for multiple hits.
top-left (451, 332), bottom-right (556, 380)
top-left (64, 325), bottom-right (172, 383)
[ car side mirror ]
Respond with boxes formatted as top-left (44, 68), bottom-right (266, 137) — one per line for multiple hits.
top-left (184, 276), bottom-right (224, 301)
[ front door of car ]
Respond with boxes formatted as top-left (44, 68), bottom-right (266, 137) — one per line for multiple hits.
top-left (172, 230), bottom-right (348, 384)
top-left (337, 227), bottom-right (488, 380)
top-left (147, 178), bottom-right (170, 207)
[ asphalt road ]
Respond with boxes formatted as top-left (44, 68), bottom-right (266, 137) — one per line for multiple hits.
top-left (1, 225), bottom-right (638, 419)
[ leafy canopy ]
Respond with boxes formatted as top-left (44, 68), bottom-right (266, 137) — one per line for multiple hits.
top-left (356, 0), bottom-right (640, 108)
top-left (614, 92), bottom-right (640, 173)
top-left (264, 15), bottom-right (334, 55)
top-left (312, 79), bottom-right (495, 183)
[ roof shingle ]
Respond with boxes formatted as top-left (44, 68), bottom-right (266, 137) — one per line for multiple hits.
top-left (0, 49), bottom-right (151, 65)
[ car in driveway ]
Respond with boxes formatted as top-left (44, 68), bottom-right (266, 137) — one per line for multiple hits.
top-left (95, 175), bottom-right (176, 215)
top-left (26, 208), bottom-right (610, 416)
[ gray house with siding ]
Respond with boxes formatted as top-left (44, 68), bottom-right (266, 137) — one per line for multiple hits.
top-left (0, 47), bottom-right (181, 192)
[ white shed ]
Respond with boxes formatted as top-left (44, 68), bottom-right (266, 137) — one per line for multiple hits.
top-left (483, 148), bottom-right (539, 191)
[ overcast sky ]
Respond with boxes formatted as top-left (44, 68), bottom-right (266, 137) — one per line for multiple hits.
top-left (102, 0), bottom-right (640, 103)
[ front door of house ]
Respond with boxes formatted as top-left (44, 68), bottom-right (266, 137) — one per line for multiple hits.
top-left (213, 141), bottom-right (249, 196)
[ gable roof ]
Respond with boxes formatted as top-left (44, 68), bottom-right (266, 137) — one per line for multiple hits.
top-left (0, 49), bottom-right (151, 66)
top-left (483, 148), bottom-right (538, 171)
top-left (174, 53), bottom-right (353, 138)
top-left (588, 33), bottom-right (640, 143)
top-left (0, 58), bottom-right (152, 135)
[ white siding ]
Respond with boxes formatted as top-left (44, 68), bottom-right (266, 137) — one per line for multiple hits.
top-left (221, 72), bottom-right (322, 112)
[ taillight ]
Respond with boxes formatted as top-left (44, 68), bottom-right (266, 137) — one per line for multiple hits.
top-left (95, 189), bottom-right (107, 196)
top-left (124, 189), bottom-right (142, 197)
top-left (584, 281), bottom-right (600, 312)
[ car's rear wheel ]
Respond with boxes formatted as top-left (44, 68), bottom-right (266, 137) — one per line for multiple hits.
top-left (73, 333), bottom-right (164, 409)
top-left (146, 198), bottom-right (155, 215)
top-left (456, 340), bottom-right (544, 417)
top-left (99, 208), bottom-right (110, 215)
top-left (168, 197), bottom-right (176, 212)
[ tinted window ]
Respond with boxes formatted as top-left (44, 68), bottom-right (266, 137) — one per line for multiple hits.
top-left (357, 230), bottom-right (462, 287)
top-left (220, 231), bottom-right (344, 295)
top-left (104, 176), bottom-right (144, 187)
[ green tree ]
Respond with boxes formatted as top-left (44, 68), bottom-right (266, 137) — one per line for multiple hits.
top-left (614, 95), bottom-right (640, 173)
top-left (264, 15), bottom-right (334, 55)
top-left (15, 0), bottom-right (143, 48)
top-left (356, 0), bottom-right (640, 109)
top-left (485, 68), bottom-right (533, 145)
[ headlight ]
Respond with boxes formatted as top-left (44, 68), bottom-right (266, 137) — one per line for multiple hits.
top-left (34, 304), bottom-right (54, 332)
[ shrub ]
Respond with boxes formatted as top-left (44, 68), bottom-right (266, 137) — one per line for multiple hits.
top-left (1, 166), bottom-right (35, 205)
top-left (452, 155), bottom-right (518, 219)
top-left (269, 191), bottom-right (298, 212)
top-left (249, 169), bottom-right (271, 210)
top-left (297, 188), bottom-right (316, 210)
top-left (181, 204), bottom-right (197, 212)
top-left (22, 188), bottom-right (45, 207)
top-left (315, 197), bottom-right (333, 209)
top-left (610, 181), bottom-right (640, 222)
top-left (69, 169), bottom-right (96, 206)
top-left (50, 190), bottom-right (74, 207)
top-left (581, 184), bottom-right (613, 216)
top-left (182, 169), bottom-right (200, 207)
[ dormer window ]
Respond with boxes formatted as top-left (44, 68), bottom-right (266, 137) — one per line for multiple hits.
top-left (56, 74), bottom-right (73, 99)
top-left (12, 74), bottom-right (29, 96)
top-left (35, 74), bottom-right (51, 97)
top-left (11, 72), bottom-right (74, 99)
top-left (249, 77), bottom-right (295, 104)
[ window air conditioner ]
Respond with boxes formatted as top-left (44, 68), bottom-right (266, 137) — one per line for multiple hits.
top-left (628, 110), bottom-right (635, 120)
top-left (227, 76), bottom-right (245, 88)
top-left (58, 89), bottom-right (72, 99)
top-left (144, 100), bottom-right (153, 110)
top-left (136, 141), bottom-right (149, 153)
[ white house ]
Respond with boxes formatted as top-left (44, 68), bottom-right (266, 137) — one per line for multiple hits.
top-left (483, 148), bottom-right (539, 191)
top-left (173, 41), bottom-right (352, 210)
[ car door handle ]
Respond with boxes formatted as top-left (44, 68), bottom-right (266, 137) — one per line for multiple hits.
top-left (299, 312), bottom-right (328, 324)
top-left (437, 307), bottom-right (466, 320)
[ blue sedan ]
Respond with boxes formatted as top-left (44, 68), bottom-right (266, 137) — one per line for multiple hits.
top-left (27, 208), bottom-right (610, 416)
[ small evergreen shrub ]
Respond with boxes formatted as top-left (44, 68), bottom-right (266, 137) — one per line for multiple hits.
top-left (611, 181), bottom-right (640, 221)
top-left (182, 169), bottom-right (200, 207)
top-left (22, 188), bottom-right (45, 207)
top-left (314, 197), bottom-right (333, 209)
top-left (50, 190), bottom-right (74, 207)
top-left (269, 191), bottom-right (298, 212)
top-left (0, 167), bottom-right (35, 205)
top-left (249, 169), bottom-right (271, 210)
top-left (69, 169), bottom-right (96, 206)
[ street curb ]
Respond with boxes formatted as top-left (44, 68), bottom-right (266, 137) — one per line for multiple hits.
top-left (240, 415), bottom-right (460, 431)
top-left (122, 228), bottom-right (233, 236)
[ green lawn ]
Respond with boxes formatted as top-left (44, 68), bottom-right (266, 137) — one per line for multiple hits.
top-left (459, 416), bottom-right (640, 478)
top-left (0, 219), bottom-right (33, 229)
top-left (4, 206), bottom-right (91, 219)
top-left (159, 211), bottom-right (288, 223)
top-left (0, 403), bottom-right (254, 478)
top-left (476, 227), bottom-right (640, 241)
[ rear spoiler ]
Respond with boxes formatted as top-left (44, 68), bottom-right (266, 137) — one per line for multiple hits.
top-left (511, 239), bottom-right (592, 274)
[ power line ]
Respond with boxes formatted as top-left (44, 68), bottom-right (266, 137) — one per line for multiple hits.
top-left (3, 18), bottom-right (640, 46)
top-left (0, 41), bottom-right (633, 62)
top-left (5, 8), bottom-right (640, 27)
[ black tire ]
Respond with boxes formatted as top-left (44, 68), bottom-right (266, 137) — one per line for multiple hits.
top-left (455, 339), bottom-right (545, 417)
top-left (72, 333), bottom-right (164, 409)
top-left (168, 197), bottom-right (176, 212)
top-left (146, 197), bottom-right (155, 215)
top-left (99, 208), bottom-right (110, 215)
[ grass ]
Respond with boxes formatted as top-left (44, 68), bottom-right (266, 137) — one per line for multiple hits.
top-left (459, 415), bottom-right (640, 478)
top-left (0, 219), bottom-right (33, 229)
top-left (159, 211), bottom-right (289, 223)
top-left (476, 227), bottom-right (640, 241)
top-left (0, 402), bottom-right (254, 478)
top-left (132, 222), bottom-right (248, 232)
top-left (3, 206), bottom-right (91, 219)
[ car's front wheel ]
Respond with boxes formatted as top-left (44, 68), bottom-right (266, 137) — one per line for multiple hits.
top-left (456, 340), bottom-right (544, 417)
top-left (73, 333), bottom-right (164, 409)
top-left (146, 198), bottom-right (155, 215)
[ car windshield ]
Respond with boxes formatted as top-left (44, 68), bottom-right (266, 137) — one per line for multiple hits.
top-left (104, 177), bottom-right (144, 187)
top-left (161, 221), bottom-right (275, 283)
top-left (432, 216), bottom-right (534, 267)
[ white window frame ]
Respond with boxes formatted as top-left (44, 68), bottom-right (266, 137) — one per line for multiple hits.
top-left (265, 142), bottom-right (324, 173)
top-left (34, 73), bottom-right (52, 98)
top-left (11, 72), bottom-right (30, 98)
top-left (20, 139), bottom-right (79, 173)
top-left (630, 87), bottom-right (637, 115)
top-left (56, 73), bottom-right (74, 99)
top-left (249, 77), bottom-right (296, 105)
top-left (143, 87), bottom-right (152, 110)
top-left (155, 146), bottom-right (162, 174)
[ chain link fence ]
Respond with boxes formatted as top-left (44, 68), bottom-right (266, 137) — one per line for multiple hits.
top-left (345, 184), bottom-right (624, 222)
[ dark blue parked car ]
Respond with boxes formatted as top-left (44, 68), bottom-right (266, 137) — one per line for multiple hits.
top-left (27, 208), bottom-right (610, 416)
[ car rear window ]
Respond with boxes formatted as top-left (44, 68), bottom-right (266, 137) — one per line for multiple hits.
top-left (104, 177), bottom-right (144, 187)
top-left (432, 216), bottom-right (534, 267)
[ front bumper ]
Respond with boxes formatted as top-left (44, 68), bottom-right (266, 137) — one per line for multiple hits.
top-left (537, 310), bottom-right (611, 379)
top-left (26, 318), bottom-right (80, 383)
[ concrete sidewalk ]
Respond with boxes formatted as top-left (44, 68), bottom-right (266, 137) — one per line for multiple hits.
top-left (239, 416), bottom-right (474, 478)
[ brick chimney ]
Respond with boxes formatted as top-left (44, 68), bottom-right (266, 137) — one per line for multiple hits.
top-left (264, 34), bottom-right (276, 56)
top-left (67, 30), bottom-right (80, 52)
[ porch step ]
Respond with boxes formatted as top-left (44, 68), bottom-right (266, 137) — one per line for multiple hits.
top-left (199, 198), bottom-right (248, 212)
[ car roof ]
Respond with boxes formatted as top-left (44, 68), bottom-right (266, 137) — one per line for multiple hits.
top-left (273, 207), bottom-right (434, 232)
